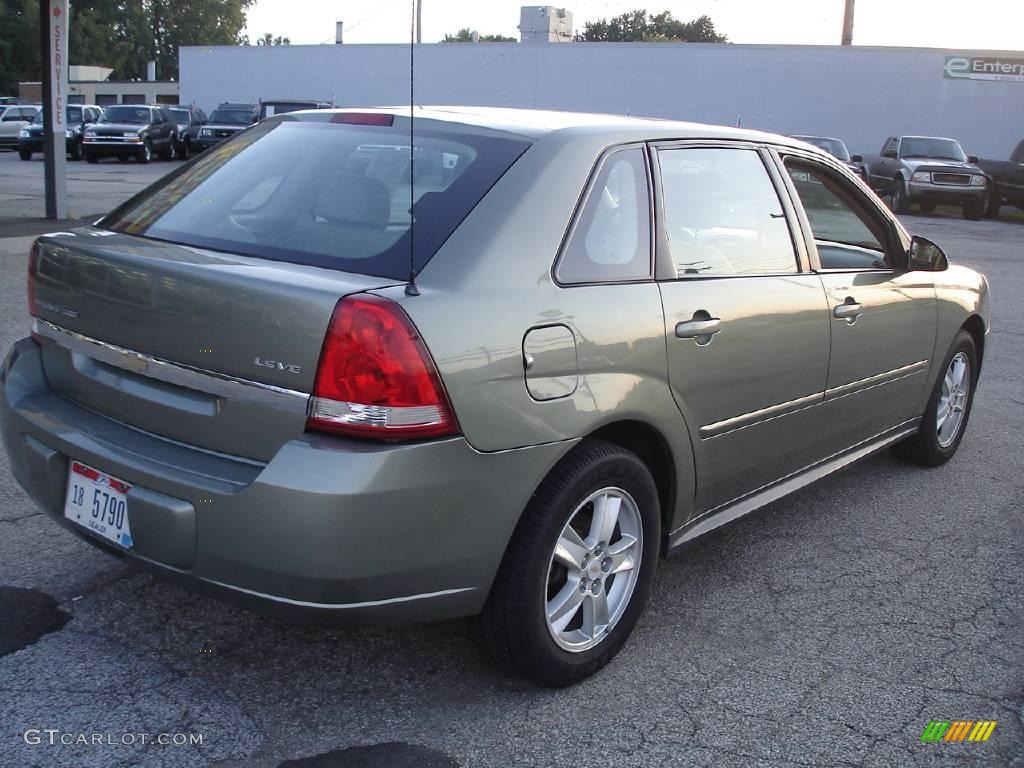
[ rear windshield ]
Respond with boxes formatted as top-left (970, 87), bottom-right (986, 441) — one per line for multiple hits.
top-left (100, 116), bottom-right (532, 279)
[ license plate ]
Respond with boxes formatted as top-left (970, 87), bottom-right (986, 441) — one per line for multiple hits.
top-left (64, 461), bottom-right (134, 549)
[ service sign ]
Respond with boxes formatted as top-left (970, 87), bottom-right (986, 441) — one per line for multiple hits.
top-left (49, 0), bottom-right (69, 132)
top-left (944, 55), bottom-right (1024, 83)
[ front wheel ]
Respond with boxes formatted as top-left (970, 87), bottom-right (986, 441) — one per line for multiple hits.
top-left (137, 140), bottom-right (152, 164)
top-left (476, 439), bottom-right (660, 687)
top-left (892, 329), bottom-right (977, 467)
top-left (891, 180), bottom-right (910, 214)
top-left (160, 140), bottom-right (176, 161)
top-left (18, 149), bottom-right (31, 161)
top-left (69, 139), bottom-right (82, 161)
top-left (178, 139), bottom-right (190, 160)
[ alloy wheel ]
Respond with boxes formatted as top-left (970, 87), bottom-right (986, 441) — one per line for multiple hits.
top-left (937, 351), bottom-right (970, 447)
top-left (545, 487), bottom-right (643, 653)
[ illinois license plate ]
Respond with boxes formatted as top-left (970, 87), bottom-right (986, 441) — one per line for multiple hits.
top-left (64, 460), bottom-right (134, 549)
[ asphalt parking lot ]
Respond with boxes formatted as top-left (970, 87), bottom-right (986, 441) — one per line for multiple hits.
top-left (0, 150), bottom-right (1020, 768)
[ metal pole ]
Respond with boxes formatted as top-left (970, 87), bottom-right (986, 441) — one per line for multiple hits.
top-left (40, 0), bottom-right (69, 219)
top-left (415, 0), bottom-right (422, 44)
top-left (841, 0), bottom-right (855, 46)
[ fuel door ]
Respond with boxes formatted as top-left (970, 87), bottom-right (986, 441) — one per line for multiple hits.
top-left (523, 324), bottom-right (578, 401)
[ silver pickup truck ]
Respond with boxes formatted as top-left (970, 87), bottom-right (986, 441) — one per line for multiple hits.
top-left (865, 135), bottom-right (988, 220)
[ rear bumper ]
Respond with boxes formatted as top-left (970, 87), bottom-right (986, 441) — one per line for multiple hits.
top-left (906, 182), bottom-right (986, 204)
top-left (1, 337), bottom-right (573, 625)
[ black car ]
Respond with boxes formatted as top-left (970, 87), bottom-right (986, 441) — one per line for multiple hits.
top-left (82, 104), bottom-right (177, 164)
top-left (192, 102), bottom-right (258, 152)
top-left (790, 135), bottom-right (867, 181)
top-left (18, 104), bottom-right (103, 161)
top-left (165, 104), bottom-right (207, 159)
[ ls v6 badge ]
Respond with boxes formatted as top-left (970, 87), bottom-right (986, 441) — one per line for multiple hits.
top-left (254, 357), bottom-right (302, 375)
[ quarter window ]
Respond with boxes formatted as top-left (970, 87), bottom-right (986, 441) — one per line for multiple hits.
top-left (658, 147), bottom-right (798, 276)
top-left (784, 159), bottom-right (892, 270)
top-left (557, 148), bottom-right (651, 284)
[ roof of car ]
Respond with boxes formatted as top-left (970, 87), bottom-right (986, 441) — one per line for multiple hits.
top-left (323, 106), bottom-right (814, 149)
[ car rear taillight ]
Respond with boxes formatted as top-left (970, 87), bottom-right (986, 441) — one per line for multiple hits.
top-left (27, 241), bottom-right (39, 318)
top-left (307, 294), bottom-right (459, 440)
top-left (330, 112), bottom-right (394, 126)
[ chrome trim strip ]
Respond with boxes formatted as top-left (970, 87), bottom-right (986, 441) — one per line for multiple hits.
top-left (700, 392), bottom-right (822, 439)
top-left (204, 580), bottom-right (476, 610)
top-left (824, 360), bottom-right (928, 402)
top-left (33, 318), bottom-right (310, 415)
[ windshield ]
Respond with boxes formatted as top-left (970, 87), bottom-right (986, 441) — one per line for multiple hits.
top-left (209, 109), bottom-right (253, 125)
top-left (169, 109), bottom-right (190, 123)
top-left (793, 136), bottom-right (851, 162)
top-left (100, 116), bottom-right (532, 279)
top-left (900, 138), bottom-right (967, 162)
top-left (102, 106), bottom-right (152, 124)
top-left (32, 106), bottom-right (83, 125)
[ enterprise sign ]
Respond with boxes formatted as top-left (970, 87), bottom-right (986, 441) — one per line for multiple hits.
top-left (944, 55), bottom-right (1024, 83)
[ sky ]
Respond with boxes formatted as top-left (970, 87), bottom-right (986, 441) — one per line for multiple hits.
top-left (243, 0), bottom-right (1023, 50)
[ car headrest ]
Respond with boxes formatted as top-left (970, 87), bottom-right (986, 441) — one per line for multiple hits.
top-left (316, 174), bottom-right (391, 230)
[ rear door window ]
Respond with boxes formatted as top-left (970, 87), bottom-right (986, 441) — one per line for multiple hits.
top-left (658, 147), bottom-right (798, 276)
top-left (100, 116), bottom-right (532, 279)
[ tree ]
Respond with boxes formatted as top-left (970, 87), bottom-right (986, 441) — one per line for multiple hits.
top-left (0, 0), bottom-right (41, 94)
top-left (62, 0), bottom-right (254, 82)
top-left (442, 28), bottom-right (516, 43)
top-left (252, 32), bottom-right (291, 46)
top-left (579, 10), bottom-right (726, 43)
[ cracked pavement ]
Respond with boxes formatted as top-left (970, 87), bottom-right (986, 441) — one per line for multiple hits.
top-left (0, 151), bottom-right (1020, 767)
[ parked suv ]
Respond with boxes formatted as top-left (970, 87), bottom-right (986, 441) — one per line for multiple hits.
top-left (165, 104), bottom-right (207, 159)
top-left (82, 104), bottom-right (177, 163)
top-left (193, 102), bottom-right (258, 152)
top-left (1, 108), bottom-right (990, 687)
top-left (977, 139), bottom-right (1024, 217)
top-left (865, 135), bottom-right (988, 219)
top-left (18, 105), bottom-right (103, 161)
top-left (0, 104), bottom-right (41, 149)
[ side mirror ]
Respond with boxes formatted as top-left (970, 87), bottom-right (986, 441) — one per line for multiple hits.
top-left (967, 155), bottom-right (979, 164)
top-left (908, 235), bottom-right (948, 272)
top-left (851, 154), bottom-right (863, 163)
top-left (882, 150), bottom-right (898, 159)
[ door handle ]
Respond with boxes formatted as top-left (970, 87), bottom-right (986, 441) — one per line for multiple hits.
top-left (675, 316), bottom-right (722, 342)
top-left (833, 299), bottom-right (863, 323)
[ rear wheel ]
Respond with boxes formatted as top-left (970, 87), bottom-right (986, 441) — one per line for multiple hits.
top-left (476, 439), bottom-right (660, 687)
top-left (962, 199), bottom-right (984, 221)
top-left (18, 149), bottom-right (31, 161)
top-left (891, 179), bottom-right (910, 214)
top-left (892, 330), bottom-right (977, 467)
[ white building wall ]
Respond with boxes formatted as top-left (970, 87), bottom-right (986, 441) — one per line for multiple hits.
top-left (179, 43), bottom-right (1024, 158)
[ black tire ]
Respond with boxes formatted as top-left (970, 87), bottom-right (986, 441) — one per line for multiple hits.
top-left (85, 153), bottom-right (99, 164)
top-left (892, 329), bottom-right (977, 467)
top-left (69, 139), bottom-right (82, 161)
top-left (919, 202), bottom-right (936, 213)
top-left (891, 178), bottom-right (910, 214)
top-left (476, 439), bottom-right (661, 687)
top-left (179, 139), bottom-right (190, 160)
top-left (983, 192), bottom-right (1001, 219)
top-left (160, 140), bottom-right (176, 161)
top-left (962, 199), bottom-right (984, 221)
top-left (137, 140), bottom-right (152, 164)
top-left (18, 149), bottom-right (31, 161)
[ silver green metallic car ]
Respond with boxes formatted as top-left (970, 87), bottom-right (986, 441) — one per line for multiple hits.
top-left (0, 108), bottom-right (990, 686)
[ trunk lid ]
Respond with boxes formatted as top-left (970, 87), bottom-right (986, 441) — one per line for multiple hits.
top-left (31, 229), bottom-right (402, 461)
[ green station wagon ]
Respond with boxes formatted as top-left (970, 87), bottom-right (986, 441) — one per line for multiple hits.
top-left (0, 108), bottom-right (990, 686)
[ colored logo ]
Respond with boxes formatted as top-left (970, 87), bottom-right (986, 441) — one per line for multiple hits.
top-left (921, 720), bottom-right (997, 742)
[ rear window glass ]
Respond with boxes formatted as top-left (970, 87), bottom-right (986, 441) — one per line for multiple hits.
top-left (100, 117), bottom-right (531, 279)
